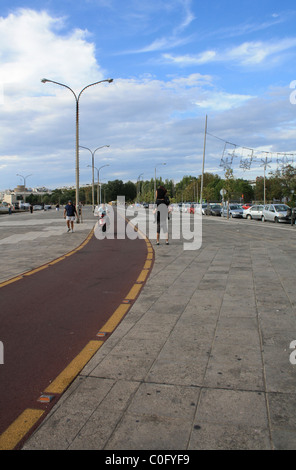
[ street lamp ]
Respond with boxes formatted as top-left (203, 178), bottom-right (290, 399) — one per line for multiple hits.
top-left (80, 145), bottom-right (110, 210)
top-left (16, 174), bottom-right (32, 203)
top-left (137, 173), bottom-right (144, 203)
top-left (41, 77), bottom-right (113, 222)
top-left (16, 173), bottom-right (32, 188)
top-left (154, 163), bottom-right (166, 201)
top-left (94, 165), bottom-right (110, 205)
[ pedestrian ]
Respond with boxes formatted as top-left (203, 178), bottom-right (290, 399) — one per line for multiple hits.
top-left (63, 200), bottom-right (77, 233)
top-left (30, 204), bottom-right (33, 214)
top-left (154, 185), bottom-right (170, 245)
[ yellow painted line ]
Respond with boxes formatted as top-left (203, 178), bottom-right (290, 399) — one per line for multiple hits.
top-left (45, 340), bottom-right (103, 395)
top-left (137, 270), bottom-right (149, 283)
top-left (23, 265), bottom-right (48, 276)
top-left (0, 408), bottom-right (44, 450)
top-left (143, 260), bottom-right (152, 269)
top-left (146, 253), bottom-right (153, 260)
top-left (100, 304), bottom-right (130, 333)
top-left (0, 276), bottom-right (23, 287)
top-left (125, 283), bottom-right (143, 300)
top-left (49, 257), bottom-right (66, 265)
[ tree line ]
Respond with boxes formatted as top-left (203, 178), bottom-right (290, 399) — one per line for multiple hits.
top-left (24, 164), bottom-right (296, 206)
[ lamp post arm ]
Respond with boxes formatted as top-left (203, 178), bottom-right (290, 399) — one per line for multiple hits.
top-left (94, 145), bottom-right (110, 155)
top-left (77, 79), bottom-right (113, 101)
top-left (41, 79), bottom-right (77, 101)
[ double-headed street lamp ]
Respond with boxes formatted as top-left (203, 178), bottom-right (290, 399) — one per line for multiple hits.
top-left (41, 77), bottom-right (113, 222)
top-left (16, 174), bottom-right (32, 203)
top-left (16, 173), bottom-right (32, 188)
top-left (80, 145), bottom-right (110, 210)
top-left (91, 164), bottom-right (110, 205)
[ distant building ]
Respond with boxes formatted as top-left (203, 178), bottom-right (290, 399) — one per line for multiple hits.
top-left (1, 186), bottom-right (52, 205)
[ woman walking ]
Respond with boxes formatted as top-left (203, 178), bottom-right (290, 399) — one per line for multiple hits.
top-left (155, 185), bottom-right (170, 245)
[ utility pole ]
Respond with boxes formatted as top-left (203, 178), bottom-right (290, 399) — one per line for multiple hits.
top-left (199, 115), bottom-right (207, 212)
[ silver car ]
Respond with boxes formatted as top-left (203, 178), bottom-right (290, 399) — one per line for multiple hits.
top-left (262, 204), bottom-right (291, 223)
top-left (243, 205), bottom-right (264, 220)
top-left (221, 204), bottom-right (244, 218)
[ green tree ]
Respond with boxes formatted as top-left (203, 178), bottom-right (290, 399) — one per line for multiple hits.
top-left (123, 181), bottom-right (137, 202)
top-left (280, 164), bottom-right (296, 202)
top-left (222, 168), bottom-right (235, 202)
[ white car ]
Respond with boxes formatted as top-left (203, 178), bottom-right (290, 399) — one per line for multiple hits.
top-left (243, 205), bottom-right (264, 220)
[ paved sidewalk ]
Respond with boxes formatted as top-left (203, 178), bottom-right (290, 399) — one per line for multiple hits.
top-left (0, 207), bottom-right (95, 283)
top-left (20, 214), bottom-right (296, 451)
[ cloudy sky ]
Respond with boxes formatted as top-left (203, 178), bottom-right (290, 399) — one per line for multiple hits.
top-left (1, 0), bottom-right (296, 190)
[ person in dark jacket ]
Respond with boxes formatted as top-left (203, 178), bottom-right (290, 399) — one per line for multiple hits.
top-left (63, 200), bottom-right (77, 232)
top-left (155, 185), bottom-right (170, 245)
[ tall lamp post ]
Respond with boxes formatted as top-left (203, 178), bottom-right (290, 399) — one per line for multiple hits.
top-left (154, 163), bottom-right (166, 200)
top-left (94, 165), bottom-right (110, 205)
top-left (16, 173), bottom-right (32, 188)
top-left (16, 174), bottom-right (32, 203)
top-left (41, 77), bottom-right (113, 222)
top-left (137, 173), bottom-right (144, 203)
top-left (80, 145), bottom-right (110, 210)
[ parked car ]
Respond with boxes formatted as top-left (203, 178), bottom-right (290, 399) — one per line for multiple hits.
top-left (182, 203), bottom-right (191, 213)
top-left (19, 203), bottom-right (30, 210)
top-left (33, 205), bottom-right (43, 210)
top-left (243, 205), bottom-right (264, 220)
top-left (0, 205), bottom-right (11, 213)
top-left (242, 203), bottom-right (252, 209)
top-left (192, 203), bottom-right (207, 215)
top-left (221, 204), bottom-right (244, 218)
top-left (205, 204), bottom-right (222, 216)
top-left (171, 204), bottom-right (181, 212)
top-left (201, 203), bottom-right (207, 215)
top-left (262, 204), bottom-right (291, 223)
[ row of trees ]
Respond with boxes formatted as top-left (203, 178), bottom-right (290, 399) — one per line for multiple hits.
top-left (24, 165), bottom-right (296, 206)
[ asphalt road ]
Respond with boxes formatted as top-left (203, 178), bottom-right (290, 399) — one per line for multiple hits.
top-left (0, 208), bottom-right (149, 438)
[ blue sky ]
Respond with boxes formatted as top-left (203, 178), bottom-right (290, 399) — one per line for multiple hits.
top-left (1, 0), bottom-right (296, 190)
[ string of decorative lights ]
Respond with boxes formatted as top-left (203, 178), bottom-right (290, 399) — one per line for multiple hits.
top-left (206, 131), bottom-right (296, 171)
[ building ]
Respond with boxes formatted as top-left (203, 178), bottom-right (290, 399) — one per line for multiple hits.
top-left (1, 187), bottom-right (52, 205)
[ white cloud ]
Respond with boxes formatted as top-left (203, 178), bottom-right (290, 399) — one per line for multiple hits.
top-left (162, 37), bottom-right (296, 67)
top-left (195, 92), bottom-right (253, 111)
top-left (0, 8), bottom-right (104, 92)
top-left (227, 38), bottom-right (296, 65)
top-left (163, 51), bottom-right (216, 65)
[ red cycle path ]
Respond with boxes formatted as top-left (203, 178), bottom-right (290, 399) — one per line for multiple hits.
top-left (0, 225), bottom-right (149, 440)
